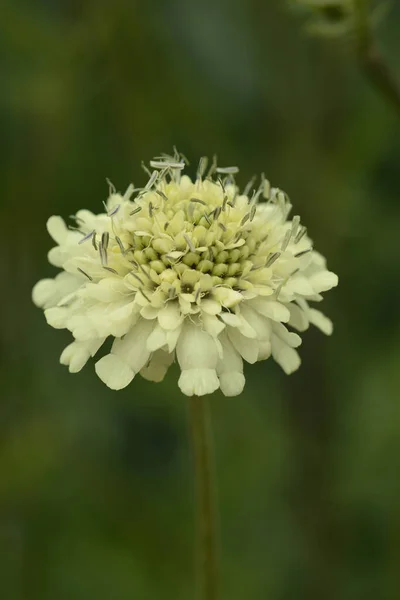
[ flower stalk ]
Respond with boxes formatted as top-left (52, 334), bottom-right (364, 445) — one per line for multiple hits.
top-left (189, 396), bottom-right (218, 600)
top-left (353, 0), bottom-right (400, 117)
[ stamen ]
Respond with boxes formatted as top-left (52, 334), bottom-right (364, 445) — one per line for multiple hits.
top-left (281, 229), bottom-right (292, 251)
top-left (150, 160), bottom-right (185, 170)
top-left (138, 264), bottom-right (152, 280)
top-left (108, 204), bottom-right (120, 217)
top-left (77, 267), bottom-right (92, 281)
top-left (106, 178), bottom-right (116, 194)
top-left (216, 166), bottom-right (239, 174)
top-left (240, 213), bottom-right (250, 226)
top-left (265, 252), bottom-right (281, 267)
top-left (295, 226), bottom-right (307, 244)
top-left (156, 190), bottom-right (168, 201)
top-left (207, 154), bottom-right (218, 178)
top-left (190, 198), bottom-right (207, 205)
top-left (295, 248), bottom-right (312, 258)
top-left (243, 176), bottom-right (256, 197)
top-left (218, 223), bottom-right (227, 232)
top-left (144, 170), bottom-right (159, 190)
top-left (78, 230), bottom-right (95, 244)
top-left (212, 206), bottom-right (222, 219)
top-left (197, 157), bottom-right (208, 179)
top-left (203, 213), bottom-right (212, 226)
top-left (183, 234), bottom-right (195, 253)
top-left (291, 215), bottom-right (300, 238)
top-left (140, 290), bottom-right (151, 303)
top-left (103, 266), bottom-right (118, 274)
top-left (130, 273), bottom-right (144, 285)
top-left (92, 232), bottom-right (98, 251)
top-left (130, 206), bottom-right (142, 216)
top-left (115, 236), bottom-right (126, 254)
top-left (249, 204), bottom-right (257, 221)
top-left (101, 232), bottom-right (109, 250)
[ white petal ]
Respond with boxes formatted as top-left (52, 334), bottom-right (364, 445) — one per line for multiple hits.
top-left (271, 335), bottom-right (301, 375)
top-left (219, 312), bottom-right (241, 327)
top-left (140, 305), bottom-right (160, 320)
top-left (249, 298), bottom-right (290, 323)
top-left (217, 335), bottom-right (245, 397)
top-left (60, 338), bottom-right (105, 373)
top-left (147, 324), bottom-right (167, 352)
top-left (178, 369), bottom-right (220, 397)
top-left (95, 354), bottom-right (134, 390)
top-left (284, 276), bottom-right (315, 297)
top-left (257, 340), bottom-right (271, 361)
top-left (239, 305), bottom-right (272, 340)
top-left (308, 308), bottom-right (333, 335)
top-left (32, 279), bottom-right (56, 308)
top-left (286, 303), bottom-right (309, 332)
top-left (83, 279), bottom-right (129, 303)
top-left (309, 271), bottom-right (338, 293)
top-left (140, 350), bottom-right (174, 383)
top-left (158, 301), bottom-right (183, 330)
top-left (219, 373), bottom-right (245, 396)
top-left (46, 216), bottom-right (68, 244)
top-left (44, 307), bottom-right (69, 329)
top-left (227, 328), bottom-right (259, 364)
top-left (273, 323), bottom-right (302, 348)
top-left (166, 325), bottom-right (183, 352)
top-left (202, 313), bottom-right (225, 337)
top-left (111, 318), bottom-right (154, 373)
top-left (176, 321), bottom-right (219, 371)
top-left (201, 299), bottom-right (222, 315)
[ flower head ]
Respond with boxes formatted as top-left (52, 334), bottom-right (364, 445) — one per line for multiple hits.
top-left (33, 152), bottom-right (338, 396)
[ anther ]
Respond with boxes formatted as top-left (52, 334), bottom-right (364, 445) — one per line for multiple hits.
top-left (108, 204), bottom-right (120, 217)
top-left (103, 266), bottom-right (118, 274)
top-left (183, 234), bottom-right (195, 253)
top-left (265, 252), bottom-right (281, 267)
top-left (77, 267), bottom-right (92, 281)
top-left (78, 230), bottom-right (95, 244)
top-left (130, 206), bottom-right (142, 216)
top-left (216, 166), bottom-right (239, 174)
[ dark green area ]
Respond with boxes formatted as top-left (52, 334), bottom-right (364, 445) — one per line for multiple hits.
top-left (1, 1), bottom-right (400, 598)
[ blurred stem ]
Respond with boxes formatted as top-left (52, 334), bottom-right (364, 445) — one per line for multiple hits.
top-left (189, 396), bottom-right (218, 600)
top-left (353, 0), bottom-right (400, 116)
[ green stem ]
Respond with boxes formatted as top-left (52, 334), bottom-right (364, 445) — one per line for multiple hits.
top-left (353, 0), bottom-right (400, 117)
top-left (189, 395), bottom-right (218, 600)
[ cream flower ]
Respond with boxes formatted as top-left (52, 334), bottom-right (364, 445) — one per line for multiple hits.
top-left (32, 152), bottom-right (338, 396)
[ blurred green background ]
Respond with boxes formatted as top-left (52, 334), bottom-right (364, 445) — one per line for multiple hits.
top-left (1, 1), bottom-right (400, 599)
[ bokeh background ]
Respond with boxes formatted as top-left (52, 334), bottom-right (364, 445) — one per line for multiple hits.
top-left (2, 1), bottom-right (400, 599)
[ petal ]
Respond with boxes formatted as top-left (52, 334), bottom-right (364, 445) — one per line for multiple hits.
top-left (140, 350), bottom-right (174, 383)
top-left (147, 324), bottom-right (167, 352)
top-left (286, 303), bottom-right (309, 332)
top-left (217, 335), bottom-right (245, 397)
top-left (249, 298), bottom-right (290, 323)
top-left (46, 215), bottom-right (68, 244)
top-left (176, 321), bottom-right (219, 370)
top-left (158, 301), bottom-right (183, 330)
top-left (227, 328), bottom-right (259, 364)
top-left (308, 308), bottom-right (333, 335)
top-left (95, 354), bottom-right (134, 390)
top-left (271, 335), bottom-right (301, 375)
top-left (309, 271), bottom-right (338, 293)
top-left (111, 318), bottom-right (154, 373)
top-left (239, 305), bottom-right (272, 340)
top-left (273, 323), bottom-right (302, 348)
top-left (178, 369), bottom-right (220, 397)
